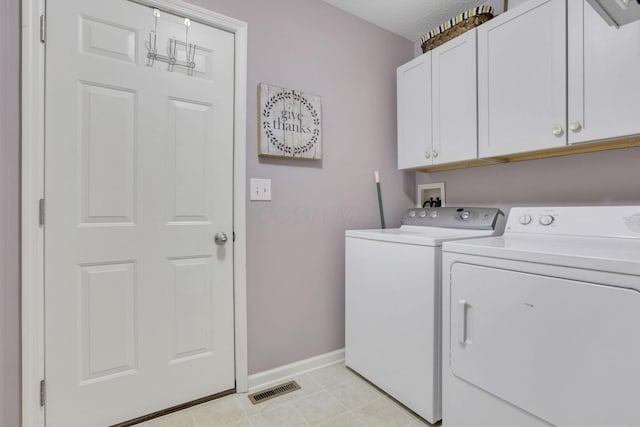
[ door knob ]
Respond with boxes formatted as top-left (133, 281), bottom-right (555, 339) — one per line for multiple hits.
top-left (424, 151), bottom-right (431, 159)
top-left (214, 232), bottom-right (228, 245)
top-left (552, 127), bottom-right (564, 137)
top-left (569, 121), bottom-right (582, 132)
top-left (432, 149), bottom-right (439, 158)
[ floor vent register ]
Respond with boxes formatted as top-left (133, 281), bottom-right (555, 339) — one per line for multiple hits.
top-left (247, 381), bottom-right (301, 405)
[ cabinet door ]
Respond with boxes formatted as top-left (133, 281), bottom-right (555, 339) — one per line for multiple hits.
top-left (432, 29), bottom-right (478, 165)
top-left (478, 0), bottom-right (567, 157)
top-left (397, 54), bottom-right (432, 169)
top-left (568, 0), bottom-right (640, 144)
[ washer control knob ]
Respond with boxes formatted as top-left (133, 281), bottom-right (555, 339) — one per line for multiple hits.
top-left (460, 211), bottom-right (471, 220)
top-left (539, 214), bottom-right (555, 226)
top-left (519, 214), bottom-right (533, 225)
top-left (419, 210), bottom-right (427, 218)
top-left (430, 211), bottom-right (438, 218)
top-left (408, 211), bottom-right (416, 218)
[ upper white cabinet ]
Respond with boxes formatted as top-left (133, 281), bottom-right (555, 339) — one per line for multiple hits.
top-left (397, 0), bottom-right (640, 170)
top-left (397, 54), bottom-right (432, 169)
top-left (397, 30), bottom-right (477, 169)
top-left (478, 0), bottom-right (567, 157)
top-left (568, 0), bottom-right (640, 144)
top-left (432, 29), bottom-right (478, 164)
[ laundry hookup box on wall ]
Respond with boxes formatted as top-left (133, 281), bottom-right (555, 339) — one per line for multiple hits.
top-left (417, 183), bottom-right (445, 208)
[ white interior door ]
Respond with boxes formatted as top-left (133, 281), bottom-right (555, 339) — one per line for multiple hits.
top-left (44, 1), bottom-right (236, 425)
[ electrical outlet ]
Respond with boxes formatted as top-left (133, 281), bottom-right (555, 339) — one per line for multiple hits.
top-left (250, 178), bottom-right (271, 201)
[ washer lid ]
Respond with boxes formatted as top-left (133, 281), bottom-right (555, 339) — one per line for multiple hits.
top-left (443, 234), bottom-right (640, 276)
top-left (345, 226), bottom-right (500, 246)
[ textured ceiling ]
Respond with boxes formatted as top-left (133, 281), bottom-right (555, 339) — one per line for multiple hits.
top-left (321, 0), bottom-right (505, 41)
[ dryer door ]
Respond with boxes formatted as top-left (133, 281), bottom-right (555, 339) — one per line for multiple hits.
top-left (450, 263), bottom-right (640, 427)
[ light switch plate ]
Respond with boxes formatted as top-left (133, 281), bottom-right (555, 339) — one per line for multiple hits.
top-left (250, 178), bottom-right (271, 201)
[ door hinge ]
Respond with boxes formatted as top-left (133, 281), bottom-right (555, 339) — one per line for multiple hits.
top-left (40, 380), bottom-right (46, 407)
top-left (39, 199), bottom-right (45, 227)
top-left (232, 231), bottom-right (236, 242)
top-left (40, 15), bottom-right (46, 43)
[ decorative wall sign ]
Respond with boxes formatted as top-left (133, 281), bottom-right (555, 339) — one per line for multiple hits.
top-left (258, 83), bottom-right (322, 159)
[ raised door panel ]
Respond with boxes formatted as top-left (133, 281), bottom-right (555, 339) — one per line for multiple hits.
top-left (168, 256), bottom-right (214, 363)
top-left (432, 29), bottom-right (478, 165)
top-left (397, 54), bottom-right (432, 169)
top-left (80, 83), bottom-right (137, 224)
top-left (478, 0), bottom-right (567, 157)
top-left (450, 263), bottom-right (640, 426)
top-left (167, 98), bottom-right (213, 223)
top-left (80, 262), bottom-right (137, 383)
top-left (79, 16), bottom-right (137, 64)
top-left (568, 0), bottom-right (640, 144)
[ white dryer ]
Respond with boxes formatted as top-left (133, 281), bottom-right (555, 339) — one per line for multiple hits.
top-left (345, 207), bottom-right (505, 424)
top-left (442, 206), bottom-right (640, 427)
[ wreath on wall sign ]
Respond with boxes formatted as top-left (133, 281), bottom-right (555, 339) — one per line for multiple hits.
top-left (258, 84), bottom-right (322, 159)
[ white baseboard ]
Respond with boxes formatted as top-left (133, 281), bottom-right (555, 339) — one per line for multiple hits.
top-left (247, 348), bottom-right (345, 392)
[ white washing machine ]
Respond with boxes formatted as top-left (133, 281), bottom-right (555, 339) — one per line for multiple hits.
top-left (442, 206), bottom-right (640, 427)
top-left (345, 207), bottom-right (505, 424)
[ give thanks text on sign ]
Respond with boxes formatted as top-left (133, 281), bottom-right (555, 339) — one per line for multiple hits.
top-left (259, 83), bottom-right (322, 159)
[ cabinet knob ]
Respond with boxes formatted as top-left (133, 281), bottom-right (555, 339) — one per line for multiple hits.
top-left (552, 127), bottom-right (564, 137)
top-left (569, 121), bottom-right (582, 132)
top-left (432, 150), bottom-right (439, 158)
top-left (424, 151), bottom-right (431, 159)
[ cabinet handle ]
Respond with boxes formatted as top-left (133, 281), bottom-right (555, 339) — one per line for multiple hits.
top-left (569, 121), bottom-right (582, 133)
top-left (432, 150), bottom-right (439, 158)
top-left (552, 127), bottom-right (564, 137)
top-left (424, 151), bottom-right (431, 159)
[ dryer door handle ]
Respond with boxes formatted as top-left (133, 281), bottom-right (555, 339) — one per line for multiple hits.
top-left (457, 299), bottom-right (468, 345)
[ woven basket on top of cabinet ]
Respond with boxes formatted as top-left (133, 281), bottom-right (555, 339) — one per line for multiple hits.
top-left (421, 5), bottom-right (495, 53)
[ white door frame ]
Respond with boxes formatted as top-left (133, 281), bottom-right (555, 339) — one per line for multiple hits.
top-left (21, 1), bottom-right (248, 426)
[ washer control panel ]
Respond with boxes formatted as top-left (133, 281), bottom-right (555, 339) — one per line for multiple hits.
top-left (507, 206), bottom-right (640, 238)
top-left (401, 207), bottom-right (504, 230)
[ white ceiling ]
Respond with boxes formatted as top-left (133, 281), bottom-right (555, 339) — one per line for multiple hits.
top-left (321, 0), bottom-right (504, 42)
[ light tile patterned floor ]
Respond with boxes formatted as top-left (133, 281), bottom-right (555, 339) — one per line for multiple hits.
top-left (134, 363), bottom-right (440, 427)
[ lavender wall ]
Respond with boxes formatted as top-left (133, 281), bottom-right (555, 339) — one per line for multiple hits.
top-left (184, 0), bottom-right (416, 373)
top-left (417, 148), bottom-right (640, 212)
top-left (0, 0), bottom-right (21, 425)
